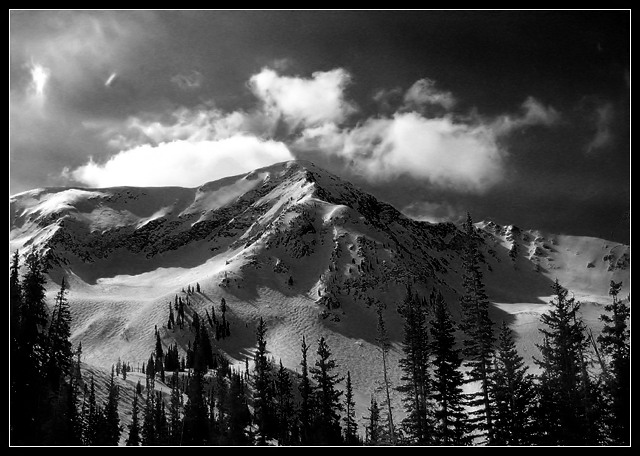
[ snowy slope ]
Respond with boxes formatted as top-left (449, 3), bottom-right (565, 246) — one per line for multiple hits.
top-left (10, 159), bottom-right (630, 429)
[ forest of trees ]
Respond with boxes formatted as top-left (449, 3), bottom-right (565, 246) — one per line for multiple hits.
top-left (9, 221), bottom-right (630, 446)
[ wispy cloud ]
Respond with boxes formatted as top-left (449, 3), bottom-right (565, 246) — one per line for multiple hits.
top-left (401, 200), bottom-right (462, 223)
top-left (585, 102), bottom-right (614, 154)
top-left (170, 70), bottom-right (203, 90)
top-left (403, 78), bottom-right (457, 112)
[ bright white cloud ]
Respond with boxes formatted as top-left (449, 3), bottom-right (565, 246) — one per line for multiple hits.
top-left (403, 78), bottom-right (456, 111)
top-left (296, 91), bottom-right (561, 193)
top-left (332, 113), bottom-right (503, 192)
top-left (71, 136), bottom-right (293, 188)
top-left (249, 67), bottom-right (356, 128)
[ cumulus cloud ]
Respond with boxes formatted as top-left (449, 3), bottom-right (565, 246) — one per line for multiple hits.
top-left (585, 102), bottom-right (614, 153)
top-left (70, 136), bottom-right (293, 188)
top-left (249, 67), bottom-right (357, 128)
top-left (295, 88), bottom-right (560, 193)
top-left (67, 66), bottom-right (561, 193)
top-left (296, 113), bottom-right (504, 192)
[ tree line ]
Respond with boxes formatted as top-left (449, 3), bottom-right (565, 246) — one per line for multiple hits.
top-left (10, 214), bottom-right (629, 445)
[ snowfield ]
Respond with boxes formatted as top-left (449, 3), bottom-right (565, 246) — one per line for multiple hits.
top-left (11, 160), bottom-right (630, 433)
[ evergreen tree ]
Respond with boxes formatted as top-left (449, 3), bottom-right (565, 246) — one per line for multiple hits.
top-left (310, 337), bottom-right (344, 445)
top-left (154, 392), bottom-right (169, 445)
top-left (429, 290), bottom-right (468, 445)
top-left (182, 339), bottom-right (209, 444)
top-left (491, 321), bottom-right (536, 445)
top-left (298, 335), bottom-right (313, 444)
top-left (85, 376), bottom-right (106, 445)
top-left (155, 331), bottom-right (164, 364)
top-left (597, 281), bottom-right (630, 445)
top-left (534, 279), bottom-right (600, 445)
top-left (169, 372), bottom-right (183, 444)
top-left (459, 213), bottom-right (495, 443)
top-left (253, 317), bottom-right (275, 444)
top-left (397, 287), bottom-right (431, 444)
top-left (343, 371), bottom-right (358, 445)
top-left (226, 371), bottom-right (252, 445)
top-left (364, 395), bottom-right (382, 446)
top-left (168, 303), bottom-right (175, 330)
top-left (65, 361), bottom-right (83, 445)
top-left (274, 360), bottom-right (295, 445)
top-left (141, 387), bottom-right (156, 445)
top-left (375, 302), bottom-right (396, 444)
top-left (104, 365), bottom-right (122, 445)
top-left (126, 391), bottom-right (141, 446)
top-left (46, 277), bottom-right (74, 389)
top-left (21, 252), bottom-right (50, 370)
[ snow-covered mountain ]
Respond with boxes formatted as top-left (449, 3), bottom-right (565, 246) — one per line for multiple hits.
top-left (9, 159), bottom-right (630, 425)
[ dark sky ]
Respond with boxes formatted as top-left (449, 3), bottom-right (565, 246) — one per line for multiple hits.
top-left (9, 10), bottom-right (630, 243)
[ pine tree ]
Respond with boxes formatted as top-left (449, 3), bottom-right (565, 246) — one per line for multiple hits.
top-left (298, 335), bottom-right (313, 444)
top-left (21, 253), bottom-right (50, 371)
top-left (274, 360), bottom-right (295, 445)
top-left (598, 281), bottom-right (630, 445)
top-left (397, 287), bottom-right (431, 444)
top-left (104, 365), bottom-right (122, 445)
top-left (343, 371), bottom-right (358, 445)
top-left (169, 372), bottom-right (182, 445)
top-left (226, 371), bottom-right (251, 445)
top-left (534, 279), bottom-right (600, 445)
top-left (491, 321), bottom-right (536, 445)
top-left (85, 376), bottom-right (104, 445)
top-left (364, 395), bottom-right (382, 445)
top-left (155, 331), bottom-right (164, 364)
top-left (459, 213), bottom-right (495, 443)
top-left (141, 387), bottom-right (156, 445)
top-left (429, 290), bottom-right (468, 445)
top-left (253, 317), bottom-right (275, 444)
top-left (126, 391), bottom-right (141, 446)
top-left (46, 277), bottom-right (74, 389)
top-left (182, 329), bottom-right (210, 445)
top-left (310, 337), bottom-right (344, 445)
top-left (375, 302), bottom-right (396, 444)
top-left (168, 303), bottom-right (175, 330)
top-left (154, 392), bottom-right (169, 445)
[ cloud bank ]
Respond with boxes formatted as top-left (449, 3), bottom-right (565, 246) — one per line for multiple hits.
top-left (67, 65), bottom-right (560, 192)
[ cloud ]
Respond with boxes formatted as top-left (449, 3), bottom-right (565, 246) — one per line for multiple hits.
top-left (401, 200), bottom-right (462, 223)
top-left (70, 135), bottom-right (293, 188)
top-left (490, 96), bottom-right (560, 134)
top-left (403, 78), bottom-right (456, 111)
top-left (585, 102), bottom-right (614, 153)
top-left (105, 72), bottom-right (117, 87)
top-left (88, 103), bottom-right (277, 151)
top-left (295, 91), bottom-right (561, 193)
top-left (171, 70), bottom-right (204, 90)
top-left (29, 61), bottom-right (50, 97)
top-left (249, 67), bottom-right (357, 128)
top-left (297, 113), bottom-right (505, 192)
